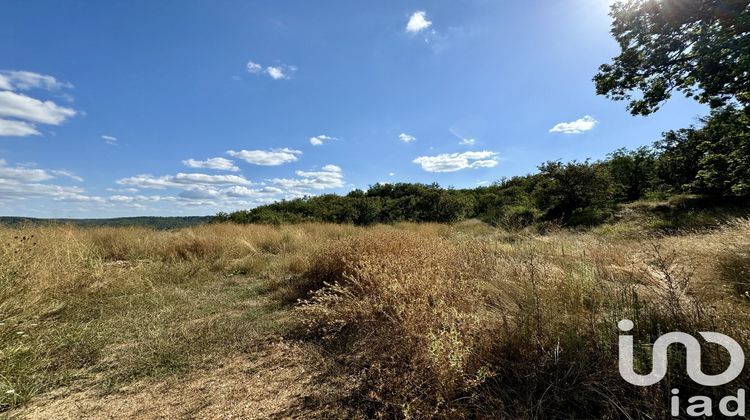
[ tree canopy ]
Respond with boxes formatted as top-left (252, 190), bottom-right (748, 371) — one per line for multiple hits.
top-left (594, 0), bottom-right (750, 115)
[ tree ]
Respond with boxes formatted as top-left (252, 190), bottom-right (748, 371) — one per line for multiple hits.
top-left (435, 192), bottom-right (475, 223)
top-left (606, 147), bottom-right (657, 201)
top-left (533, 161), bottom-right (614, 225)
top-left (654, 128), bottom-right (703, 193)
top-left (594, 0), bottom-right (750, 115)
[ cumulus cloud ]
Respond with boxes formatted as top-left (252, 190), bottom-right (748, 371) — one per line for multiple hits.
top-left (0, 160), bottom-right (54, 182)
top-left (107, 194), bottom-right (172, 204)
top-left (178, 188), bottom-right (223, 200)
top-left (117, 172), bottom-right (253, 190)
top-left (227, 148), bottom-right (301, 166)
top-left (246, 61), bottom-right (262, 73)
top-left (0, 91), bottom-right (76, 125)
top-left (321, 164), bottom-right (341, 172)
top-left (0, 119), bottom-right (40, 136)
top-left (406, 11), bottom-right (432, 33)
top-left (412, 151), bottom-right (499, 172)
top-left (270, 164), bottom-right (345, 191)
top-left (182, 157), bottom-right (239, 172)
top-left (266, 66), bottom-right (286, 80)
top-left (224, 185), bottom-right (284, 198)
top-left (0, 157), bottom-right (198, 212)
top-left (458, 138), bottom-right (476, 146)
top-left (246, 60), bottom-right (296, 80)
top-left (0, 70), bottom-right (73, 91)
top-left (0, 178), bottom-right (85, 201)
top-left (104, 154), bottom-right (345, 212)
top-left (549, 115), bottom-right (598, 134)
top-left (0, 159), bottom-right (88, 202)
top-left (0, 71), bottom-right (77, 137)
top-left (309, 134), bottom-right (337, 146)
top-left (399, 133), bottom-right (416, 143)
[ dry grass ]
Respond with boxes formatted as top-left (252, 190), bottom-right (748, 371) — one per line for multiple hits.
top-left (0, 223), bottom-right (357, 412)
top-left (2, 219), bottom-right (749, 417)
top-left (296, 220), bottom-right (750, 418)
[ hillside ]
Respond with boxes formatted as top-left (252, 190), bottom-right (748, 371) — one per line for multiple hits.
top-left (2, 214), bottom-right (749, 417)
top-left (0, 216), bottom-right (212, 230)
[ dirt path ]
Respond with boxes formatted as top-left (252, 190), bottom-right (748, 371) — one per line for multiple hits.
top-left (8, 341), bottom-right (350, 419)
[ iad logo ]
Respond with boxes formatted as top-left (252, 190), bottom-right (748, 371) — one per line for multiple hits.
top-left (618, 319), bottom-right (746, 417)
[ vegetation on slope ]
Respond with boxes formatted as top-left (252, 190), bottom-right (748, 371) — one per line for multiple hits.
top-left (216, 109), bottom-right (749, 229)
top-left (2, 217), bottom-right (750, 417)
top-left (0, 216), bottom-right (212, 230)
top-left (291, 220), bottom-right (750, 417)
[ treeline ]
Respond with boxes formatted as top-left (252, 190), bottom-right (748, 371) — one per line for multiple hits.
top-left (0, 216), bottom-right (212, 230)
top-left (215, 107), bottom-right (750, 228)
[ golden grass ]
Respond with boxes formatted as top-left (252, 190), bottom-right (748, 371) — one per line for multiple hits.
top-left (297, 219), bottom-right (750, 418)
top-left (2, 220), bottom-right (749, 417)
top-left (0, 222), bottom-right (358, 411)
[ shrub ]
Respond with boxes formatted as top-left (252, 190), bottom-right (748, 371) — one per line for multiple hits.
top-left (296, 230), bottom-right (499, 416)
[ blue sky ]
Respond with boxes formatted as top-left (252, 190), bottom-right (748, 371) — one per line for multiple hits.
top-left (0, 0), bottom-right (708, 218)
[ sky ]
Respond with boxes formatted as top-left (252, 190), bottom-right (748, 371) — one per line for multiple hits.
top-left (0, 0), bottom-right (709, 218)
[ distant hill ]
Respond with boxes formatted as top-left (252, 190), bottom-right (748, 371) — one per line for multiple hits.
top-left (0, 216), bottom-right (213, 230)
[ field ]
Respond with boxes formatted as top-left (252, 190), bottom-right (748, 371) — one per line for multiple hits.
top-left (2, 216), bottom-right (750, 418)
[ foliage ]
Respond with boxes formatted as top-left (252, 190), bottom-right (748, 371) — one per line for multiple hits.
top-left (595, 0), bottom-right (750, 115)
top-left (0, 216), bottom-right (212, 230)
top-left (216, 115), bottom-right (750, 228)
top-left (656, 106), bottom-right (750, 196)
top-left (532, 160), bottom-right (614, 225)
top-left (606, 147), bottom-right (658, 201)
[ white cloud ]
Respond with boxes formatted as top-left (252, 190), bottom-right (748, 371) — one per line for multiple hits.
top-left (322, 164), bottom-right (341, 172)
top-left (309, 134), bottom-right (337, 146)
top-left (270, 164), bottom-right (345, 191)
top-left (224, 185), bottom-right (284, 198)
top-left (246, 61), bottom-right (262, 73)
top-left (182, 157), bottom-right (239, 172)
top-left (245, 61), bottom-right (296, 80)
top-left (266, 66), bottom-right (286, 80)
top-left (107, 187), bottom-right (139, 194)
top-left (449, 128), bottom-right (476, 146)
top-left (179, 188), bottom-right (223, 200)
top-left (0, 160), bottom-right (54, 182)
top-left (0, 159), bottom-right (89, 202)
top-left (101, 135), bottom-right (118, 145)
top-left (389, 172), bottom-right (395, 176)
top-left (117, 172), bottom-right (253, 190)
top-left (0, 71), bottom-right (77, 137)
top-left (413, 151), bottom-right (499, 172)
top-left (0, 91), bottom-right (77, 125)
top-left (107, 194), bottom-right (171, 204)
top-left (399, 133), bottom-right (416, 143)
top-left (549, 115), bottom-right (598, 134)
top-left (51, 169), bottom-right (84, 182)
top-left (227, 148), bottom-right (301, 166)
top-left (406, 11), bottom-right (432, 33)
top-left (0, 119), bottom-right (40, 136)
top-left (0, 178), bottom-right (85, 201)
top-left (0, 71), bottom-right (73, 91)
top-left (54, 194), bottom-right (107, 204)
